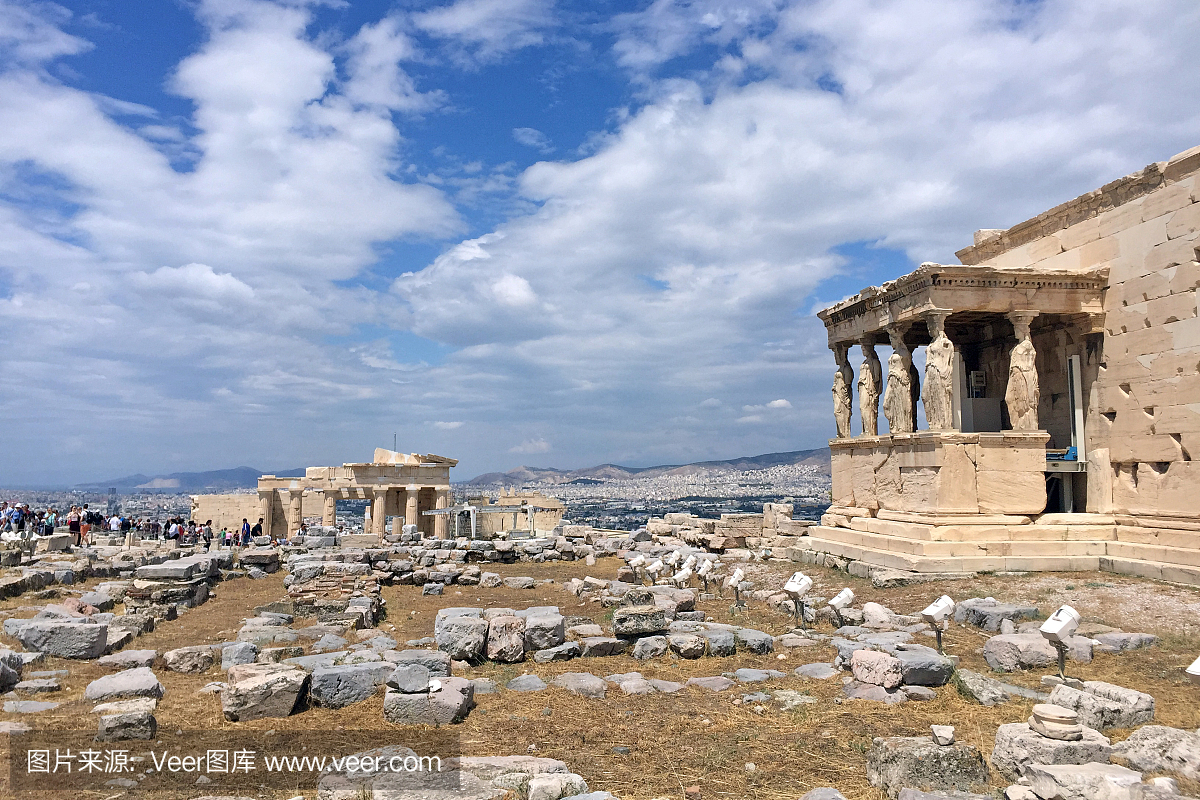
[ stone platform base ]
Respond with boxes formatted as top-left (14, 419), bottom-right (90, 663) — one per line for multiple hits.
top-left (793, 510), bottom-right (1200, 586)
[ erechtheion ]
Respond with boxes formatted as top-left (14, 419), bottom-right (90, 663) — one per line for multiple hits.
top-left (805, 145), bottom-right (1200, 585)
top-left (192, 449), bottom-right (457, 539)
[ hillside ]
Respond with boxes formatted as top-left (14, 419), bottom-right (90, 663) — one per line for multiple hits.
top-left (466, 448), bottom-right (830, 485)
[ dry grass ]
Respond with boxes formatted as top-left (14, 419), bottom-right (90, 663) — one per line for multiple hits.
top-left (0, 556), bottom-right (1197, 800)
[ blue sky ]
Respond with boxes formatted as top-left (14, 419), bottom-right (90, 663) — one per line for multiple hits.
top-left (0, 0), bottom-right (1198, 485)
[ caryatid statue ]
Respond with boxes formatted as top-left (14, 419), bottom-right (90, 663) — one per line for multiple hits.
top-left (883, 325), bottom-right (915, 434)
top-left (921, 310), bottom-right (955, 431)
top-left (857, 340), bottom-right (883, 436)
top-left (832, 343), bottom-right (854, 438)
top-left (1005, 312), bottom-right (1040, 431)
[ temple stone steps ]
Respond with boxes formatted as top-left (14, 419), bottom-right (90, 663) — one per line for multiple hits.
top-left (816, 524), bottom-right (1111, 558)
top-left (799, 526), bottom-right (1200, 585)
top-left (845, 515), bottom-right (1119, 543)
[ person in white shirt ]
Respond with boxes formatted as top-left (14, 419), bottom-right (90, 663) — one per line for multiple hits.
top-left (109, 515), bottom-right (121, 532)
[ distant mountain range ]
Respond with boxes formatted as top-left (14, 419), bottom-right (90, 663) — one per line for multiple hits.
top-left (74, 447), bottom-right (831, 493)
top-left (466, 448), bottom-right (831, 486)
top-left (75, 466), bottom-right (306, 493)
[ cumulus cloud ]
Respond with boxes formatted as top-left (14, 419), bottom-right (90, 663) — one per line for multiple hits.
top-left (434, 421), bottom-right (465, 429)
top-left (510, 437), bottom-right (551, 453)
top-left (1, 0), bottom-right (1198, 484)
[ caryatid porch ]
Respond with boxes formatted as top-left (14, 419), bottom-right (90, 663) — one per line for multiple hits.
top-left (257, 449), bottom-right (456, 540)
top-left (804, 263), bottom-right (1117, 575)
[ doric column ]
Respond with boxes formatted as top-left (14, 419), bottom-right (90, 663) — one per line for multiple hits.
top-left (405, 486), bottom-right (419, 530)
top-left (1005, 311), bottom-right (1040, 431)
top-left (372, 491), bottom-right (387, 537)
top-left (921, 309), bottom-right (956, 431)
top-left (832, 342), bottom-right (854, 438)
top-left (883, 323), bottom-right (916, 434)
top-left (858, 338), bottom-right (882, 436)
top-left (434, 489), bottom-right (450, 539)
top-left (259, 491), bottom-right (272, 540)
top-left (322, 492), bottom-right (336, 527)
top-left (288, 491), bottom-right (303, 536)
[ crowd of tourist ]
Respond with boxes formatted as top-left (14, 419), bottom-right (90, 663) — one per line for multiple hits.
top-left (0, 500), bottom-right (283, 552)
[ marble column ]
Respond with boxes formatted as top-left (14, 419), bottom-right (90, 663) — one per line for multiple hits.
top-left (858, 339), bottom-right (882, 436)
top-left (322, 492), bottom-right (337, 527)
top-left (883, 324), bottom-right (916, 434)
top-left (405, 486), bottom-right (419, 530)
top-left (434, 490), bottom-right (450, 539)
top-left (260, 491), bottom-right (274, 541)
top-left (1005, 311), bottom-right (1041, 431)
top-left (832, 342), bottom-right (854, 438)
top-left (372, 491), bottom-right (387, 537)
top-left (921, 310), bottom-right (956, 431)
top-left (288, 491), bottom-right (303, 536)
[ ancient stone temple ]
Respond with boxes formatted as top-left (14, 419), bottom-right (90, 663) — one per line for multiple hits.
top-left (193, 449), bottom-right (457, 540)
top-left (805, 145), bottom-right (1200, 585)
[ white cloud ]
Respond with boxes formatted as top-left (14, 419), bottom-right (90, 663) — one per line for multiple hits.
top-left (414, 0), bottom-right (557, 63)
top-left (434, 420), bottom-right (465, 429)
top-left (513, 126), bottom-right (553, 153)
top-left (1, 0), bottom-right (1199, 485)
top-left (510, 437), bottom-right (551, 453)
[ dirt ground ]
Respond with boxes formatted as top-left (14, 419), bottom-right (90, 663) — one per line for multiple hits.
top-left (1, 556), bottom-right (1198, 800)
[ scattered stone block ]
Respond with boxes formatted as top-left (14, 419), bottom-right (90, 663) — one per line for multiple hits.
top-left (983, 633), bottom-right (1096, 671)
top-left (309, 663), bottom-right (391, 708)
top-left (533, 642), bottom-right (581, 663)
top-left (164, 645), bottom-right (217, 674)
top-left (795, 663), bottom-right (838, 680)
top-left (1093, 632), bottom-right (1157, 653)
top-left (552, 672), bottom-right (607, 698)
top-left (84, 667), bottom-right (165, 702)
top-left (436, 616), bottom-right (489, 662)
top-left (893, 644), bottom-right (954, 686)
top-left (686, 676), bottom-right (735, 692)
top-left (221, 643), bottom-right (258, 670)
top-left (506, 674), bottom-right (548, 692)
top-left (382, 676), bottom-right (474, 725)
top-left (668, 634), bottom-right (706, 659)
top-left (385, 649), bottom-right (452, 676)
top-left (734, 628), bottom-right (774, 654)
top-left (852, 649), bottom-right (904, 689)
top-left (632, 635), bottom-right (668, 660)
top-left (486, 616), bottom-right (526, 663)
top-left (96, 711), bottom-right (156, 741)
top-left (1024, 763), bottom-right (1142, 800)
top-left (1112, 725), bottom-right (1200, 782)
top-left (1047, 682), bottom-right (1154, 730)
top-left (221, 663), bottom-right (309, 722)
top-left (954, 598), bottom-right (1039, 632)
top-left (17, 620), bottom-right (108, 659)
top-left (844, 681), bottom-right (908, 704)
top-left (700, 628), bottom-right (736, 656)
top-left (91, 697), bottom-right (157, 715)
top-left (98, 649), bottom-right (156, 670)
top-left (990, 722), bottom-right (1112, 782)
top-left (612, 605), bottom-right (669, 636)
top-left (524, 613), bottom-right (566, 651)
top-left (580, 637), bottom-right (627, 657)
top-left (866, 735), bottom-right (990, 799)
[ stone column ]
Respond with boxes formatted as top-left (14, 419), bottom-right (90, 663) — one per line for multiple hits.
top-left (832, 342), bottom-right (854, 438)
top-left (405, 486), bottom-right (419, 531)
top-left (288, 491), bottom-right (303, 536)
top-left (372, 491), bottom-right (387, 537)
top-left (434, 490), bottom-right (450, 539)
top-left (883, 324), bottom-right (916, 434)
top-left (1005, 311), bottom-right (1040, 431)
top-left (858, 338), bottom-right (882, 436)
top-left (921, 310), bottom-right (956, 431)
top-left (260, 491), bottom-right (274, 541)
top-left (322, 492), bottom-right (337, 527)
